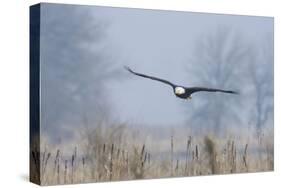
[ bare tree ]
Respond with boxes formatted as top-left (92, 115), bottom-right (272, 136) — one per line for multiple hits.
top-left (248, 34), bottom-right (274, 137)
top-left (184, 27), bottom-right (251, 135)
top-left (40, 4), bottom-right (119, 141)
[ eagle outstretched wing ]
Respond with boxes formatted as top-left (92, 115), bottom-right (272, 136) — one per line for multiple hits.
top-left (186, 87), bottom-right (238, 95)
top-left (124, 66), bottom-right (175, 88)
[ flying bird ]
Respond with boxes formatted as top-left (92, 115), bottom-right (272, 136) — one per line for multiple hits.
top-left (124, 66), bottom-right (238, 100)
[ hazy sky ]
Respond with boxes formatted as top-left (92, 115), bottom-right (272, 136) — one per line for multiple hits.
top-left (90, 6), bottom-right (273, 125)
top-left (40, 4), bottom-right (273, 140)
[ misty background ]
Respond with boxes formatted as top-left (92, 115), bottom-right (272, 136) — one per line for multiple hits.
top-left (40, 3), bottom-right (273, 144)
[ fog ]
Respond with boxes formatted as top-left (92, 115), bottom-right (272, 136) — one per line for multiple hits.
top-left (39, 3), bottom-right (273, 142)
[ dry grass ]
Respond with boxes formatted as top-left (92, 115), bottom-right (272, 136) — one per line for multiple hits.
top-left (33, 124), bottom-right (274, 185)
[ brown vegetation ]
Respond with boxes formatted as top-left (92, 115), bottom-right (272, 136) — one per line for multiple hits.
top-left (34, 125), bottom-right (273, 185)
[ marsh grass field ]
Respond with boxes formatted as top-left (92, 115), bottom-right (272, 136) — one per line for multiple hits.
top-left (31, 123), bottom-right (273, 185)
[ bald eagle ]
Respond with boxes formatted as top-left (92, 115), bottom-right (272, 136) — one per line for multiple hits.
top-left (124, 66), bottom-right (238, 100)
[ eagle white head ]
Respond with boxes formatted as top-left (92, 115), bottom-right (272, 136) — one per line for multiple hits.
top-left (175, 87), bottom-right (185, 95)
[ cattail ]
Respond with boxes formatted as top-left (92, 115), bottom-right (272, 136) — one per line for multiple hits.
top-left (82, 157), bottom-right (85, 182)
top-left (103, 144), bottom-right (106, 154)
top-left (140, 144), bottom-right (145, 161)
top-left (144, 152), bottom-right (147, 163)
top-left (109, 143), bottom-right (114, 180)
top-left (111, 144), bottom-right (114, 157)
top-left (243, 144), bottom-right (248, 171)
top-left (71, 154), bottom-right (74, 183)
top-left (141, 152), bottom-right (147, 168)
top-left (54, 150), bottom-right (60, 173)
top-left (57, 157), bottom-right (60, 184)
top-left (82, 157), bottom-right (85, 167)
top-left (42, 150), bottom-right (46, 172)
top-left (195, 145), bottom-right (199, 160)
top-left (126, 151), bottom-right (129, 176)
top-left (71, 155), bottom-right (75, 168)
top-left (170, 136), bottom-right (174, 176)
top-left (64, 160), bottom-right (67, 184)
top-left (175, 159), bottom-right (179, 174)
top-left (188, 136), bottom-right (192, 147)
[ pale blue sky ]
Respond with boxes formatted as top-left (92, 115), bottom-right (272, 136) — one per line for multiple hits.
top-left (40, 3), bottom-right (273, 140)
top-left (90, 6), bottom-right (273, 125)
